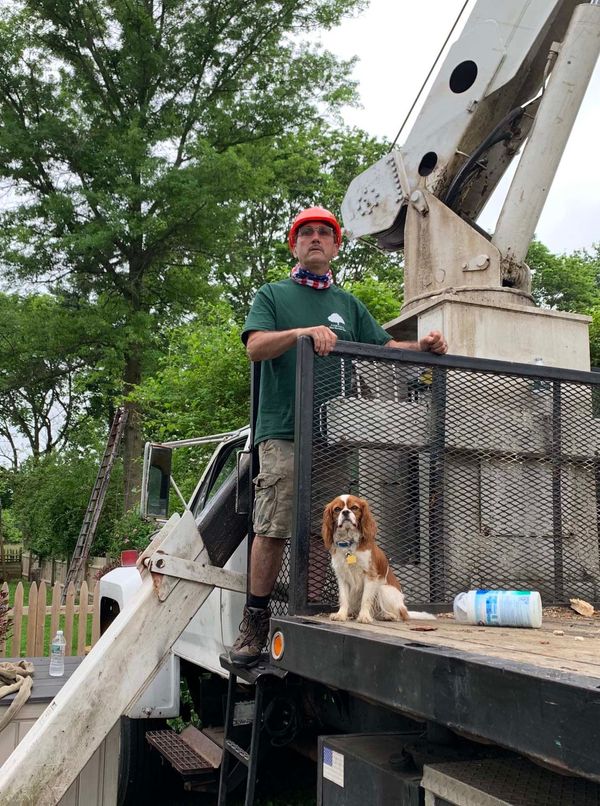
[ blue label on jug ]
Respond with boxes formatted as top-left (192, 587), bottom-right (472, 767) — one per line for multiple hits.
top-left (474, 589), bottom-right (535, 627)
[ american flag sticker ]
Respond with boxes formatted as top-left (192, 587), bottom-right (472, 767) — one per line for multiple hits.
top-left (322, 746), bottom-right (344, 787)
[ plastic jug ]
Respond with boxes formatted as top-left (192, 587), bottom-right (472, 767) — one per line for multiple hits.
top-left (453, 589), bottom-right (542, 628)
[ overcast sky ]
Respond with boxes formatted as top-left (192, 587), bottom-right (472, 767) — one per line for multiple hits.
top-left (321, 0), bottom-right (600, 254)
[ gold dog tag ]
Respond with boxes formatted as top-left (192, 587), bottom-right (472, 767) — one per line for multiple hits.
top-left (346, 554), bottom-right (357, 565)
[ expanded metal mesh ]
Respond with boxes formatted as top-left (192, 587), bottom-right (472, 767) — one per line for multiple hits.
top-left (296, 348), bottom-right (600, 610)
top-left (271, 542), bottom-right (290, 617)
top-left (146, 730), bottom-right (213, 775)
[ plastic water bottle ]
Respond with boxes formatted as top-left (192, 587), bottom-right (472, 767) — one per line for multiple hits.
top-left (453, 590), bottom-right (542, 628)
top-left (49, 630), bottom-right (66, 677)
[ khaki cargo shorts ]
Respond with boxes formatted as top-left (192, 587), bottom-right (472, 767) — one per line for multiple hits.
top-left (253, 439), bottom-right (295, 539)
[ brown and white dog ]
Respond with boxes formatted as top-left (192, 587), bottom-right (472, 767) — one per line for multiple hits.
top-left (322, 494), bottom-right (432, 624)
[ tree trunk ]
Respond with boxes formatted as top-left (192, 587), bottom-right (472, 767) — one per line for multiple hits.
top-left (123, 348), bottom-right (143, 512)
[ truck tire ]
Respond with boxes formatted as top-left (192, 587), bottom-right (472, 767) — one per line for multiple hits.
top-left (117, 716), bottom-right (176, 805)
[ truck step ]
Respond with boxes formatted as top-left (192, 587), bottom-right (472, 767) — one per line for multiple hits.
top-left (202, 725), bottom-right (225, 748)
top-left (146, 726), bottom-right (221, 779)
top-left (224, 738), bottom-right (250, 765)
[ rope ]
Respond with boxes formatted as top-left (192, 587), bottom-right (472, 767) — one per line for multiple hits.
top-left (0, 660), bottom-right (35, 732)
top-left (391, 0), bottom-right (472, 148)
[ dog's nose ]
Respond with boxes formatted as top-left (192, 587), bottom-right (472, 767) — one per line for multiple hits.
top-left (340, 509), bottom-right (351, 520)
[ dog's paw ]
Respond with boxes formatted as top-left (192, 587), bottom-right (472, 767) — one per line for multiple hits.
top-left (356, 612), bottom-right (374, 624)
top-left (330, 611), bottom-right (348, 622)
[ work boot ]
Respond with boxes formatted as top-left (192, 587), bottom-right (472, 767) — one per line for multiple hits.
top-left (229, 606), bottom-right (271, 667)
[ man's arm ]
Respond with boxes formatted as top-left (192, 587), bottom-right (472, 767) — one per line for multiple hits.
top-left (386, 330), bottom-right (448, 354)
top-left (246, 326), bottom-right (338, 361)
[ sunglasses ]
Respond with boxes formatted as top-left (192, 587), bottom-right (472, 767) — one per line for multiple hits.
top-left (297, 225), bottom-right (335, 239)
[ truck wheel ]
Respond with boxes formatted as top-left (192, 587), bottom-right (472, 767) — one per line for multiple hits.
top-left (117, 716), bottom-right (177, 805)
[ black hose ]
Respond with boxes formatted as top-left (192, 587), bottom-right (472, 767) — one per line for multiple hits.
top-left (443, 105), bottom-right (526, 209)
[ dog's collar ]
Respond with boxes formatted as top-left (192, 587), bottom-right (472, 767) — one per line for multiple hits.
top-left (335, 540), bottom-right (352, 549)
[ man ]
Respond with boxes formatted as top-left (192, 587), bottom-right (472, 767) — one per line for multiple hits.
top-left (230, 206), bottom-right (447, 665)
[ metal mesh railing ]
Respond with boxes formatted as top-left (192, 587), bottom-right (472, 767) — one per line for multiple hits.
top-left (288, 338), bottom-right (600, 614)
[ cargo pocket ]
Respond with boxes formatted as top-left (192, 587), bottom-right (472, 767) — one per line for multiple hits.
top-left (252, 472), bottom-right (280, 534)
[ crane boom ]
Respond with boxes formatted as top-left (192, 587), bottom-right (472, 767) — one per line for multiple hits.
top-left (342, 0), bottom-right (600, 370)
top-left (342, 0), bottom-right (594, 252)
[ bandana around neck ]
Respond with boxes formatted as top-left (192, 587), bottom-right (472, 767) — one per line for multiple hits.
top-left (291, 263), bottom-right (333, 290)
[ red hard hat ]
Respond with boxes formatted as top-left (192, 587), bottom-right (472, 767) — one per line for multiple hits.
top-left (288, 206), bottom-right (342, 250)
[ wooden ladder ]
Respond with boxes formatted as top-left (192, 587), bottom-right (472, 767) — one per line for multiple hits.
top-left (62, 407), bottom-right (128, 602)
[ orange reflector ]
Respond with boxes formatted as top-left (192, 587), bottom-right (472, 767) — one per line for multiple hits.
top-left (271, 630), bottom-right (285, 661)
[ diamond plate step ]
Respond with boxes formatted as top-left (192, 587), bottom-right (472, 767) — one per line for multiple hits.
top-left (422, 757), bottom-right (600, 805)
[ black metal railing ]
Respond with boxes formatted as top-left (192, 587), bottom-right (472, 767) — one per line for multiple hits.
top-left (286, 337), bottom-right (600, 615)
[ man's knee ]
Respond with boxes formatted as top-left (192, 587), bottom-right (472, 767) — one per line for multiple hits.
top-left (253, 439), bottom-right (295, 539)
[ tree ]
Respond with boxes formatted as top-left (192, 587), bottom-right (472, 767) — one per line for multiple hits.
top-left (588, 305), bottom-right (600, 369)
top-left (346, 276), bottom-right (402, 324)
top-left (11, 437), bottom-right (123, 559)
top-left (527, 241), bottom-right (599, 312)
top-left (527, 241), bottom-right (600, 365)
top-left (132, 301), bottom-right (249, 498)
top-left (0, 0), bottom-right (360, 508)
top-left (0, 293), bottom-right (113, 469)
top-left (214, 125), bottom-right (405, 314)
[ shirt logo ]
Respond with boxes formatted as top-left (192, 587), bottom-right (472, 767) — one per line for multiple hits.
top-left (328, 313), bottom-right (346, 331)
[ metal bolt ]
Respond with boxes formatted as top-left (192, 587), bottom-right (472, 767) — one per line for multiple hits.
top-left (410, 190), bottom-right (429, 215)
top-left (476, 254), bottom-right (490, 269)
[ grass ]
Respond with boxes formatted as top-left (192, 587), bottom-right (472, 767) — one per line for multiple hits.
top-left (4, 579), bottom-right (93, 658)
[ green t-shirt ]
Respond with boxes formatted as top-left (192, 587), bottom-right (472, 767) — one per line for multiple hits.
top-left (242, 278), bottom-right (391, 444)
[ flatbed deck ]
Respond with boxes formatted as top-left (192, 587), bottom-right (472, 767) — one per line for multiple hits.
top-left (309, 608), bottom-right (600, 677)
top-left (270, 607), bottom-right (600, 782)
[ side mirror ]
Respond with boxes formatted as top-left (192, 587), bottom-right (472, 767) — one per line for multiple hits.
top-left (142, 443), bottom-right (172, 518)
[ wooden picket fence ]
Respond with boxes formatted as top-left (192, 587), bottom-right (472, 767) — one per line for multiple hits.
top-left (0, 580), bottom-right (101, 658)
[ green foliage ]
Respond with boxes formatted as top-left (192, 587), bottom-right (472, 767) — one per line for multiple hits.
top-left (588, 306), bottom-right (600, 369)
top-left (345, 276), bottom-right (402, 324)
top-left (528, 241), bottom-right (599, 313)
top-left (0, 292), bottom-right (114, 468)
top-left (10, 431), bottom-right (125, 559)
top-left (0, 0), bottom-right (361, 313)
top-left (134, 303), bottom-right (250, 440)
top-left (527, 241), bottom-right (600, 365)
top-left (133, 302), bottom-right (250, 499)
top-left (217, 126), bottom-right (404, 316)
top-left (0, 508), bottom-right (23, 544)
top-left (0, 0), bottom-right (363, 503)
top-left (103, 509), bottom-right (157, 559)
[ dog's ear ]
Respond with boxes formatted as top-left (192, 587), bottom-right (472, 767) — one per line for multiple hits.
top-left (322, 502), bottom-right (334, 549)
top-left (360, 498), bottom-right (377, 544)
